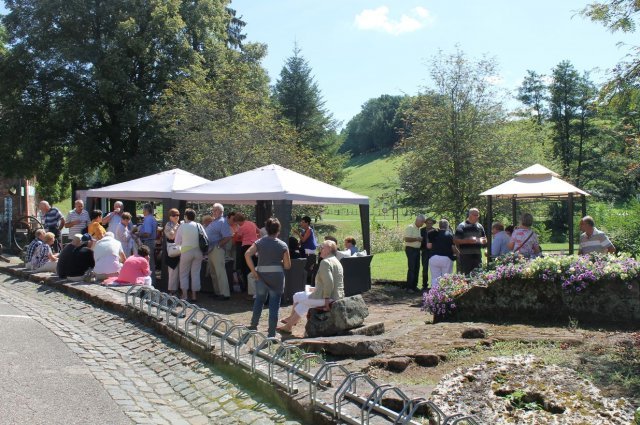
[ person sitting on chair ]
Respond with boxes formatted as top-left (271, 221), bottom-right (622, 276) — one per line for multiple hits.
top-left (277, 240), bottom-right (344, 333)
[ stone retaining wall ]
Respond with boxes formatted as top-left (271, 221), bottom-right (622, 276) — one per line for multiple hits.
top-left (447, 278), bottom-right (640, 326)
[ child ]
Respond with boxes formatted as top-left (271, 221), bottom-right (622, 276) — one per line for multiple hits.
top-left (88, 209), bottom-right (106, 241)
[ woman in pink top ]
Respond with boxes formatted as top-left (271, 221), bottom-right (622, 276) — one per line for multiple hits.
top-left (115, 245), bottom-right (151, 285)
top-left (235, 213), bottom-right (260, 289)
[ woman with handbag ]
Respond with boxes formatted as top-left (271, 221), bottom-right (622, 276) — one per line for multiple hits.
top-left (164, 208), bottom-right (181, 295)
top-left (428, 219), bottom-right (458, 289)
top-left (508, 213), bottom-right (541, 259)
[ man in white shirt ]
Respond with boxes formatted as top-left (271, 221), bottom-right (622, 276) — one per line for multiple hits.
top-left (65, 200), bottom-right (91, 236)
top-left (102, 201), bottom-right (124, 234)
top-left (93, 232), bottom-right (126, 279)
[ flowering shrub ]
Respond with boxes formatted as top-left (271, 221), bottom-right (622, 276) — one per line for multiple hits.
top-left (424, 253), bottom-right (640, 317)
top-left (422, 274), bottom-right (470, 317)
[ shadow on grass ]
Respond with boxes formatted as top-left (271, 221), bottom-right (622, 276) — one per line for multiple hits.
top-left (363, 282), bottom-right (425, 307)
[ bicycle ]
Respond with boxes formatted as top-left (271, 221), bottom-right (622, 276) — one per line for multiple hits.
top-left (12, 215), bottom-right (44, 252)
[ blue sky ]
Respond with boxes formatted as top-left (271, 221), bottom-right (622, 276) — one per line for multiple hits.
top-left (2, 1), bottom-right (636, 127)
top-left (230, 0), bottom-right (637, 126)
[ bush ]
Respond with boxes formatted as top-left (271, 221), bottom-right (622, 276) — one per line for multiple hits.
top-left (370, 219), bottom-right (404, 254)
top-left (595, 201), bottom-right (640, 256)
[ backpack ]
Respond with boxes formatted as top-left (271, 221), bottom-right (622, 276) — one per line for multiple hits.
top-left (197, 223), bottom-right (209, 254)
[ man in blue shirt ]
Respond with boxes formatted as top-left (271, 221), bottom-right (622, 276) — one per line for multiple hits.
top-left (490, 221), bottom-right (511, 259)
top-left (139, 203), bottom-right (158, 285)
top-left (39, 200), bottom-right (65, 252)
top-left (205, 203), bottom-right (232, 299)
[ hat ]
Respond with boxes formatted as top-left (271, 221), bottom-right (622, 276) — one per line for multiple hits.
top-left (73, 233), bottom-right (83, 240)
top-left (81, 233), bottom-right (92, 242)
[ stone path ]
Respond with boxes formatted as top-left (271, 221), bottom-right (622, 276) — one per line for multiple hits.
top-left (0, 275), bottom-right (301, 425)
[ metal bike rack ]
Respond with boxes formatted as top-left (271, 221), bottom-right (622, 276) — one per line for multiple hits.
top-left (310, 362), bottom-right (351, 411)
top-left (206, 317), bottom-right (233, 350)
top-left (162, 295), bottom-right (180, 323)
top-left (333, 372), bottom-right (374, 423)
top-left (170, 299), bottom-right (191, 328)
top-left (220, 324), bottom-right (249, 362)
top-left (195, 312), bottom-right (219, 342)
top-left (360, 384), bottom-right (411, 425)
top-left (145, 289), bottom-right (163, 316)
top-left (125, 285), bottom-right (145, 306)
top-left (233, 329), bottom-right (268, 370)
top-left (119, 290), bottom-right (483, 425)
top-left (184, 306), bottom-right (208, 336)
top-left (287, 352), bottom-right (325, 394)
top-left (250, 336), bottom-right (280, 378)
top-left (397, 398), bottom-right (445, 425)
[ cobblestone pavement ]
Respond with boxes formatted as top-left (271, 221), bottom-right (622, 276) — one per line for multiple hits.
top-left (0, 275), bottom-right (302, 425)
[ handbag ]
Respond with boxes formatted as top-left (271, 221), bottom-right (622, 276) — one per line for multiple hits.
top-left (197, 223), bottom-right (209, 254)
top-left (167, 242), bottom-right (181, 258)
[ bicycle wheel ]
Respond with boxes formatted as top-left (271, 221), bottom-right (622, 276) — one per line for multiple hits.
top-left (13, 215), bottom-right (43, 252)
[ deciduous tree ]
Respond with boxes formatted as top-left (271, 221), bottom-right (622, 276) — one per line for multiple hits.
top-left (0, 0), bottom-right (239, 198)
top-left (398, 49), bottom-right (522, 222)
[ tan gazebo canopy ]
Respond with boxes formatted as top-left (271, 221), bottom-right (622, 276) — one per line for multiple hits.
top-left (480, 164), bottom-right (590, 199)
top-left (481, 164), bottom-right (590, 255)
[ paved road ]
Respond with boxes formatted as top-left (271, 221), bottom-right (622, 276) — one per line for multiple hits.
top-left (0, 275), bottom-right (301, 425)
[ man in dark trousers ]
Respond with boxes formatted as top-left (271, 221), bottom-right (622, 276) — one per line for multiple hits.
top-left (454, 208), bottom-right (487, 275)
top-left (420, 217), bottom-right (438, 290)
top-left (404, 214), bottom-right (425, 292)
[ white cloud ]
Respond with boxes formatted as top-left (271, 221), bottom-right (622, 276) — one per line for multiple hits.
top-left (354, 6), bottom-right (434, 36)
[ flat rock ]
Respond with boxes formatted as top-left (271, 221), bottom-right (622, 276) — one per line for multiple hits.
top-left (290, 335), bottom-right (394, 357)
top-left (461, 327), bottom-right (486, 339)
top-left (413, 353), bottom-right (440, 367)
top-left (370, 356), bottom-right (412, 373)
top-left (345, 322), bottom-right (385, 336)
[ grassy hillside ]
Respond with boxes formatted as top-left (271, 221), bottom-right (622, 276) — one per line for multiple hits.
top-left (340, 150), bottom-right (404, 203)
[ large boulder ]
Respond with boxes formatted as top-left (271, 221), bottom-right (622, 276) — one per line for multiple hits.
top-left (305, 295), bottom-right (369, 338)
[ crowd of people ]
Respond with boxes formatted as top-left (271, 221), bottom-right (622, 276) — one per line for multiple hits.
top-left (404, 208), bottom-right (616, 292)
top-left (23, 199), bottom-right (352, 338)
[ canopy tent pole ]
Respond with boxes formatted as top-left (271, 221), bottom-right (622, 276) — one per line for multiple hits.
top-left (359, 204), bottom-right (371, 254)
top-left (486, 195), bottom-right (493, 260)
top-left (255, 201), bottom-right (272, 230)
top-left (511, 198), bottom-right (517, 227)
top-left (568, 193), bottom-right (574, 254)
top-left (273, 200), bottom-right (293, 244)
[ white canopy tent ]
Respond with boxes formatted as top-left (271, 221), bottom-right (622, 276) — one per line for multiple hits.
top-left (84, 168), bottom-right (211, 201)
top-left (172, 164), bottom-right (369, 205)
top-left (173, 164), bottom-right (371, 253)
top-left (480, 164), bottom-right (590, 255)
